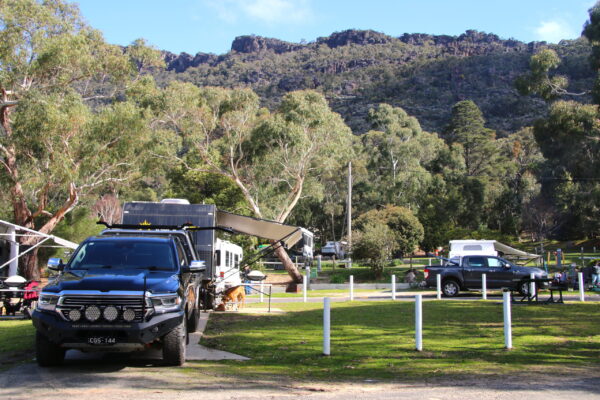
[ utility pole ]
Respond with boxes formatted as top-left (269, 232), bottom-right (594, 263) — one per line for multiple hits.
top-left (347, 161), bottom-right (352, 255)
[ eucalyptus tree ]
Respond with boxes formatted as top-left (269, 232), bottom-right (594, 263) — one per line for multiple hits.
top-left (151, 84), bottom-right (354, 282)
top-left (360, 104), bottom-right (444, 210)
top-left (0, 0), bottom-right (161, 278)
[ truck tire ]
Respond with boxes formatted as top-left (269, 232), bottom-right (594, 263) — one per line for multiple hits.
top-left (442, 279), bottom-right (460, 297)
top-left (163, 317), bottom-right (187, 366)
top-left (518, 280), bottom-right (530, 296)
top-left (35, 331), bottom-right (65, 367)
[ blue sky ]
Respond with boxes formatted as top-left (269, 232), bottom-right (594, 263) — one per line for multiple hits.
top-left (73, 0), bottom-right (596, 55)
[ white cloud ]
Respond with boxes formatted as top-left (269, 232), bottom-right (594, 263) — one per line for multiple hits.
top-left (205, 0), bottom-right (313, 25)
top-left (534, 20), bottom-right (578, 43)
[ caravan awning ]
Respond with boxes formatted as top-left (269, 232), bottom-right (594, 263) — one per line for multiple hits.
top-left (493, 241), bottom-right (539, 259)
top-left (216, 211), bottom-right (302, 248)
top-left (0, 219), bottom-right (79, 273)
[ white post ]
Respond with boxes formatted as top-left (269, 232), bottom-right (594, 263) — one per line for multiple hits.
top-left (260, 281), bottom-right (264, 303)
top-left (317, 255), bottom-right (322, 272)
top-left (392, 274), bottom-right (396, 300)
top-left (428, 258), bottom-right (431, 266)
top-left (415, 294), bottom-right (423, 351)
top-left (323, 297), bottom-right (331, 356)
top-left (8, 226), bottom-right (18, 276)
top-left (436, 274), bottom-right (441, 300)
top-left (306, 267), bottom-right (311, 290)
top-left (578, 272), bottom-right (585, 302)
top-left (303, 273), bottom-right (307, 303)
top-left (529, 272), bottom-right (536, 299)
top-left (503, 291), bottom-right (512, 349)
top-left (482, 273), bottom-right (487, 300)
top-left (349, 275), bottom-right (354, 301)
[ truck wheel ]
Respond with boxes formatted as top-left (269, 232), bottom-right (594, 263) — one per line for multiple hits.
top-left (35, 331), bottom-right (65, 367)
top-left (518, 280), bottom-right (530, 296)
top-left (163, 318), bottom-right (187, 366)
top-left (442, 280), bottom-right (460, 297)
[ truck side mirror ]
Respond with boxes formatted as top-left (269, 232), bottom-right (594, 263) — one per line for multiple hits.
top-left (188, 260), bottom-right (206, 272)
top-left (47, 257), bottom-right (64, 271)
top-left (503, 263), bottom-right (511, 269)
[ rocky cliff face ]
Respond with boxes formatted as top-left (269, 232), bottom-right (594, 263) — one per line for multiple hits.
top-left (162, 29), bottom-right (548, 73)
top-left (230, 35), bottom-right (304, 54)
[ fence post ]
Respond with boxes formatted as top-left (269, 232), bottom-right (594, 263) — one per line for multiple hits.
top-left (303, 273), bottom-right (307, 303)
top-left (579, 272), bottom-right (585, 302)
top-left (482, 273), bottom-right (487, 300)
top-left (349, 275), bottom-right (354, 301)
top-left (415, 294), bottom-right (423, 351)
top-left (529, 272), bottom-right (535, 299)
top-left (436, 273), bottom-right (441, 300)
top-left (392, 274), bottom-right (396, 300)
top-left (323, 297), bottom-right (331, 356)
top-left (260, 281), bottom-right (264, 303)
top-left (503, 290), bottom-right (512, 349)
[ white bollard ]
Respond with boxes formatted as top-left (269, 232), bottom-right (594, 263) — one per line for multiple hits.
top-left (578, 272), bottom-right (585, 302)
top-left (503, 291), bottom-right (512, 349)
top-left (303, 273), bottom-right (307, 303)
top-left (436, 274), bottom-right (441, 300)
top-left (530, 272), bottom-right (536, 299)
top-left (482, 273), bottom-right (487, 300)
top-left (392, 274), bottom-right (396, 300)
top-left (317, 255), bottom-right (322, 272)
top-left (306, 267), bottom-right (311, 290)
top-left (415, 294), bottom-right (423, 351)
top-left (428, 258), bottom-right (431, 266)
top-left (323, 297), bottom-right (331, 355)
top-left (260, 281), bottom-right (264, 303)
top-left (349, 275), bottom-right (354, 301)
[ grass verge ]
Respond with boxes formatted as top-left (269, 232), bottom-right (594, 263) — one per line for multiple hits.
top-left (195, 300), bottom-right (600, 382)
top-left (0, 320), bottom-right (35, 369)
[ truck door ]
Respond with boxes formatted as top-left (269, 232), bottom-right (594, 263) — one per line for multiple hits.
top-left (485, 256), bottom-right (514, 288)
top-left (462, 256), bottom-right (488, 288)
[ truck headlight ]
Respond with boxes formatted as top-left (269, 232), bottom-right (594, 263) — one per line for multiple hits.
top-left (149, 294), bottom-right (182, 314)
top-left (37, 294), bottom-right (59, 312)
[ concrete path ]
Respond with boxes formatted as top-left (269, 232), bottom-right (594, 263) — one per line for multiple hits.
top-left (185, 312), bottom-right (249, 361)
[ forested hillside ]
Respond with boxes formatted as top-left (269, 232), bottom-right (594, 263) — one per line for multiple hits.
top-left (157, 29), bottom-right (594, 135)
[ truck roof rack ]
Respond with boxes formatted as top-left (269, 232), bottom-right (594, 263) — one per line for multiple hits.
top-left (96, 221), bottom-right (235, 234)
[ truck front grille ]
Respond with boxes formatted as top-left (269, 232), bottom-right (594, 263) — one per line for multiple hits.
top-left (59, 295), bottom-right (146, 323)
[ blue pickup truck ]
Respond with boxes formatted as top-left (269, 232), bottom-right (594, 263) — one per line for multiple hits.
top-left (424, 255), bottom-right (547, 297)
top-left (32, 227), bottom-right (205, 366)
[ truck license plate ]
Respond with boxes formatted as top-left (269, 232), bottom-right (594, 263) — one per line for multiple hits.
top-left (87, 336), bottom-right (117, 345)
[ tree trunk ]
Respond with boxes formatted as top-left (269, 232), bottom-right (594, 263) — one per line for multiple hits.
top-left (19, 248), bottom-right (41, 281)
top-left (272, 241), bottom-right (303, 283)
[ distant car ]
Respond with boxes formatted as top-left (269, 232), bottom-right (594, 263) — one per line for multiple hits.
top-left (320, 241), bottom-right (345, 259)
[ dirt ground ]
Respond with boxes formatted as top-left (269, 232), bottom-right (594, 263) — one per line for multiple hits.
top-left (1, 357), bottom-right (599, 400)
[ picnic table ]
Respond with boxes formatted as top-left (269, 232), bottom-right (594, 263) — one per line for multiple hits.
top-left (510, 277), bottom-right (565, 304)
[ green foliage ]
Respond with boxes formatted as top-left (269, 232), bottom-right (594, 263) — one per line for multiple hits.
top-left (515, 49), bottom-right (569, 100)
top-left (351, 220), bottom-right (398, 278)
top-left (356, 205), bottom-right (424, 256)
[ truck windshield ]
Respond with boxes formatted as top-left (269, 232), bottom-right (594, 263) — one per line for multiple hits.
top-left (68, 240), bottom-right (177, 271)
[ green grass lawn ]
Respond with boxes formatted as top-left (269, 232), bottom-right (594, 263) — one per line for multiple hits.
top-left (0, 320), bottom-right (35, 354)
top-left (0, 320), bottom-right (35, 369)
top-left (195, 300), bottom-right (600, 381)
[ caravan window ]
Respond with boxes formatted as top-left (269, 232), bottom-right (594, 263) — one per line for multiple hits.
top-left (234, 254), bottom-right (239, 268)
top-left (226, 251), bottom-right (230, 267)
top-left (463, 245), bottom-right (483, 252)
top-left (215, 250), bottom-right (221, 267)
